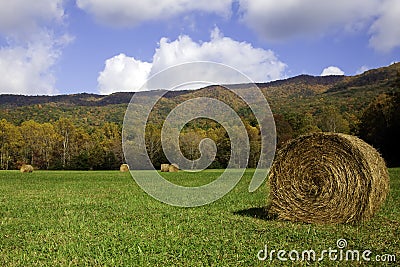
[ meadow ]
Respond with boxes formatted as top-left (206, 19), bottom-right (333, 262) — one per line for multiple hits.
top-left (0, 169), bottom-right (399, 266)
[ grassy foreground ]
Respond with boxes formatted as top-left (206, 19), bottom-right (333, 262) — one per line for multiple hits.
top-left (0, 169), bottom-right (399, 266)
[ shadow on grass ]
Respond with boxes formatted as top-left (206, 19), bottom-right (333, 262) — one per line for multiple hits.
top-left (233, 206), bottom-right (278, 221)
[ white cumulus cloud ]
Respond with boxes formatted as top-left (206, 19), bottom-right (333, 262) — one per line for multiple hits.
top-left (369, 0), bottom-right (400, 52)
top-left (0, 36), bottom-right (57, 95)
top-left (98, 28), bottom-right (287, 93)
top-left (151, 28), bottom-right (285, 81)
top-left (321, 66), bottom-right (345, 76)
top-left (0, 0), bottom-right (68, 95)
top-left (76, 0), bottom-right (233, 27)
top-left (98, 54), bottom-right (152, 95)
top-left (238, 0), bottom-right (400, 52)
top-left (238, 0), bottom-right (379, 41)
top-left (0, 0), bottom-right (64, 40)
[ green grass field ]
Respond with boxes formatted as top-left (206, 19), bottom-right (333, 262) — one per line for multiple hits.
top-left (0, 169), bottom-right (399, 266)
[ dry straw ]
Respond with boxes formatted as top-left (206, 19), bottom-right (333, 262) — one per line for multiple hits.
top-left (20, 164), bottom-right (34, 173)
top-left (120, 164), bottom-right (129, 172)
top-left (268, 132), bottom-right (389, 224)
top-left (169, 163), bottom-right (179, 172)
top-left (161, 164), bottom-right (170, 172)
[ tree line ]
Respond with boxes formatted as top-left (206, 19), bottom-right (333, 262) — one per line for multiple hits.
top-left (1, 91), bottom-right (398, 170)
top-left (358, 92), bottom-right (400, 167)
top-left (0, 107), bottom-right (351, 171)
top-left (0, 118), bottom-right (122, 170)
top-left (0, 116), bottom-right (264, 170)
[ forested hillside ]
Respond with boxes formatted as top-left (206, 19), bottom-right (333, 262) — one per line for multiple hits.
top-left (1, 63), bottom-right (399, 170)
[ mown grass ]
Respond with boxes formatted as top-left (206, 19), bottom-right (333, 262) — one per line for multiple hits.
top-left (0, 169), bottom-right (399, 266)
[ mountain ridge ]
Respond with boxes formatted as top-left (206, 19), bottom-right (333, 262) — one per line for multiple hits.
top-left (0, 67), bottom-right (374, 107)
top-left (0, 62), bottom-right (399, 127)
top-left (1, 62), bottom-right (399, 108)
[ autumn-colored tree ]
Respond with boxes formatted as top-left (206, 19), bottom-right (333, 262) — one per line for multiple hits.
top-left (316, 105), bottom-right (350, 133)
top-left (20, 120), bottom-right (43, 166)
top-left (99, 122), bottom-right (122, 169)
top-left (69, 126), bottom-right (92, 169)
top-left (245, 124), bottom-right (261, 168)
top-left (54, 118), bottom-right (77, 169)
top-left (39, 123), bottom-right (59, 169)
top-left (284, 112), bottom-right (320, 136)
top-left (0, 119), bottom-right (21, 169)
top-left (274, 114), bottom-right (294, 147)
top-left (359, 92), bottom-right (400, 167)
top-left (207, 127), bottom-right (230, 169)
top-left (145, 124), bottom-right (163, 168)
top-left (179, 130), bottom-right (204, 169)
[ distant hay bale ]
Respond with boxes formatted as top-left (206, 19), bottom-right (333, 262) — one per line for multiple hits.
top-left (161, 164), bottom-right (170, 172)
top-left (268, 132), bottom-right (389, 224)
top-left (169, 163), bottom-right (179, 172)
top-left (120, 164), bottom-right (129, 172)
top-left (20, 164), bottom-right (34, 173)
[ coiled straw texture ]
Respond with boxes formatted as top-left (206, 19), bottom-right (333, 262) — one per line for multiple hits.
top-left (268, 133), bottom-right (389, 224)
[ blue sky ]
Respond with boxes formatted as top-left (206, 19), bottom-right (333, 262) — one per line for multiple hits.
top-left (0, 0), bottom-right (399, 95)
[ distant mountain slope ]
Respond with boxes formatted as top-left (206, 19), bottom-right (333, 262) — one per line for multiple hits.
top-left (0, 92), bottom-right (122, 107)
top-left (260, 74), bottom-right (345, 92)
top-left (327, 62), bottom-right (400, 93)
top-left (0, 90), bottom-right (194, 107)
top-left (0, 72), bottom-right (348, 107)
top-left (0, 63), bottom-right (399, 126)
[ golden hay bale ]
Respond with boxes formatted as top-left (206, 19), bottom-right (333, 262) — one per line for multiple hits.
top-left (120, 164), bottom-right (129, 172)
top-left (169, 163), bottom-right (179, 172)
top-left (161, 164), bottom-right (170, 172)
top-left (268, 132), bottom-right (389, 224)
top-left (20, 164), bottom-right (34, 173)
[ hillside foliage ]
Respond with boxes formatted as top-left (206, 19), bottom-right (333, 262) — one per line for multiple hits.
top-left (1, 63), bottom-right (399, 169)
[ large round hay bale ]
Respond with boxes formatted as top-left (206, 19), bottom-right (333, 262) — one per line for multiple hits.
top-left (20, 164), bottom-right (34, 173)
top-left (169, 163), bottom-right (179, 172)
top-left (120, 164), bottom-right (129, 172)
top-left (268, 132), bottom-right (389, 224)
top-left (161, 164), bottom-right (170, 172)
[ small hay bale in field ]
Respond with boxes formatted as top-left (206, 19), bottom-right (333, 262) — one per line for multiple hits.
top-left (120, 164), bottom-right (129, 172)
top-left (268, 132), bottom-right (389, 224)
top-left (20, 164), bottom-right (34, 173)
top-left (169, 163), bottom-right (179, 172)
top-left (161, 164), bottom-right (170, 172)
